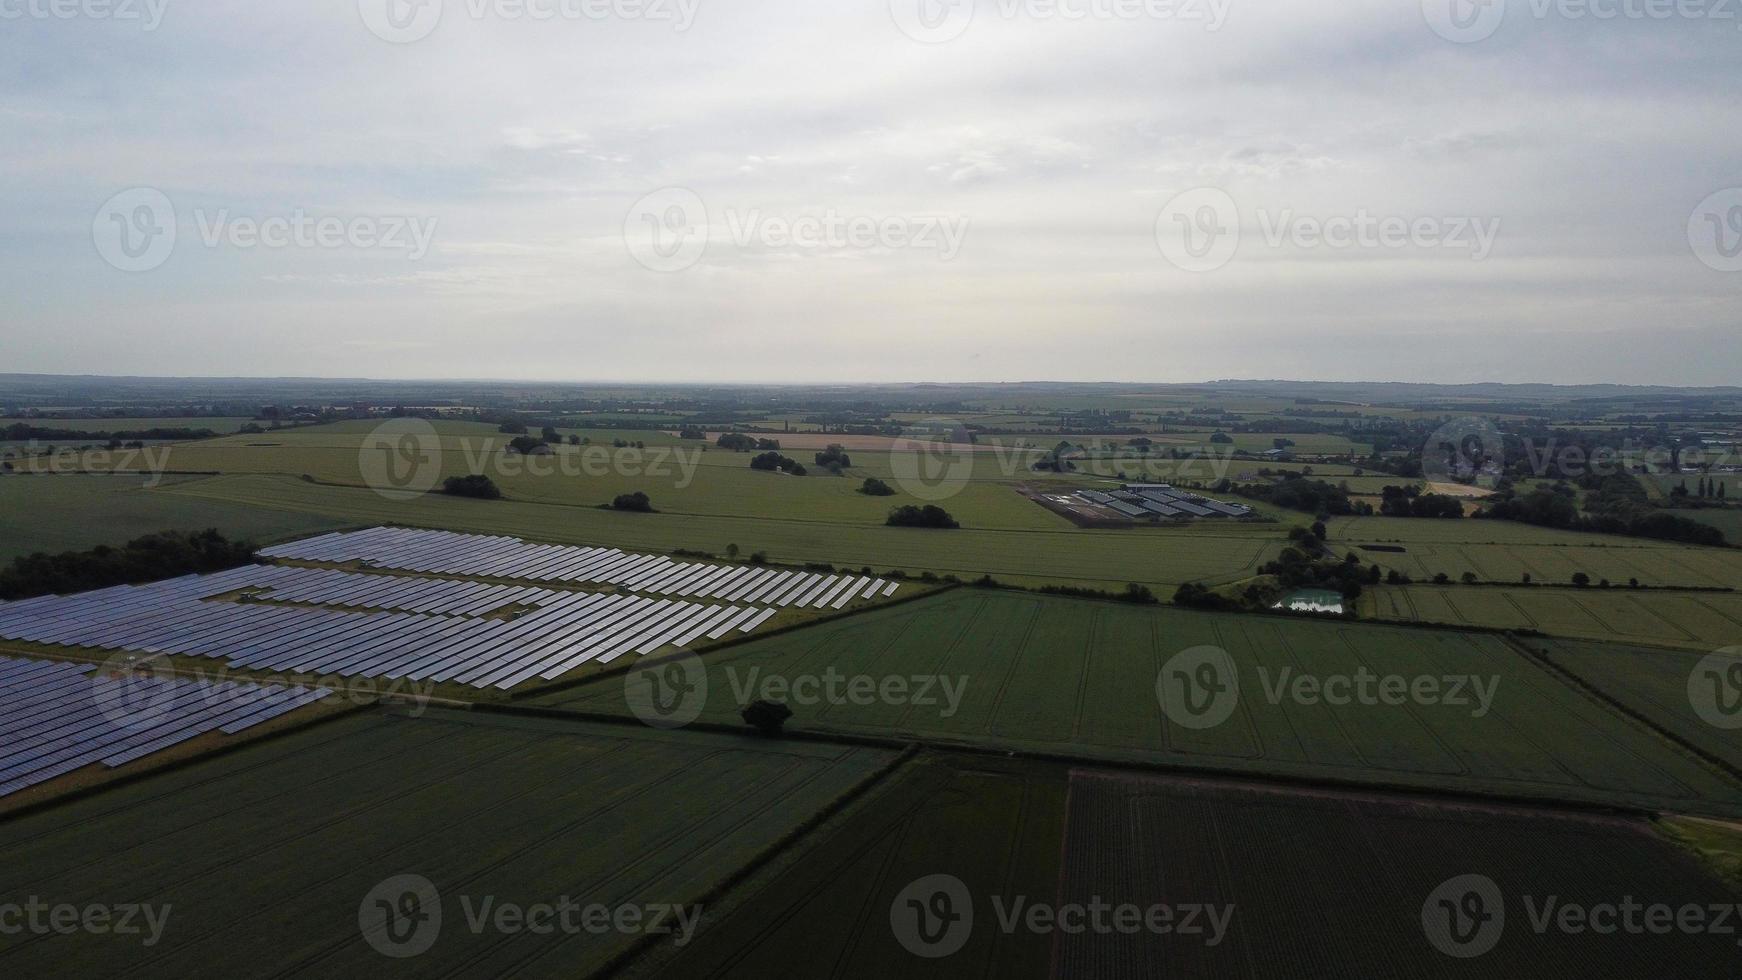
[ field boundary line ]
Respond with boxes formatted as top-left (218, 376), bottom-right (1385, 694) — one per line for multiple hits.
top-left (595, 744), bottom-right (920, 979)
top-left (1506, 636), bottom-right (1742, 791)
top-left (0, 699), bottom-right (372, 825)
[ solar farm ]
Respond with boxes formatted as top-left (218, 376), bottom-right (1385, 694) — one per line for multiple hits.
top-left (1031, 483), bottom-right (1256, 526)
top-left (0, 653), bottom-right (329, 800)
top-left (0, 527), bottom-right (900, 699)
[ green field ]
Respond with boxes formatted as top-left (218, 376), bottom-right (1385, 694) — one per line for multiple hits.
top-left (540, 589), bottom-right (1742, 816)
top-left (0, 709), bottom-right (896, 977)
top-left (1537, 640), bottom-right (1742, 774)
top-left (1327, 516), bottom-right (1742, 588)
top-left (1365, 585), bottom-right (1742, 650)
top-left (148, 473), bottom-right (1289, 592)
top-left (642, 755), bottom-right (1065, 979)
top-left (0, 474), bottom-right (349, 560)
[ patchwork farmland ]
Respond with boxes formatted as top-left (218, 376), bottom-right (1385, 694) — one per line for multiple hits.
top-left (542, 589), bottom-right (1742, 816)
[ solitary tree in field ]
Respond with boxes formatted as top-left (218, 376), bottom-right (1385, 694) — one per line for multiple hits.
top-left (1572, 572), bottom-right (1591, 588)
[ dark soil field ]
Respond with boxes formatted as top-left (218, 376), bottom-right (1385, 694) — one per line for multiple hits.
top-left (1054, 771), bottom-right (1742, 978)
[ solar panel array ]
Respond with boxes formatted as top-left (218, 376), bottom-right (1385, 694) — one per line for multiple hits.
top-left (260, 527), bottom-right (901, 607)
top-left (0, 566), bottom-right (786, 690)
top-left (0, 654), bottom-right (329, 799)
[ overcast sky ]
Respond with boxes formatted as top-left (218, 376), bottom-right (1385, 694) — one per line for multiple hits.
top-left (2, 0), bottom-right (1738, 385)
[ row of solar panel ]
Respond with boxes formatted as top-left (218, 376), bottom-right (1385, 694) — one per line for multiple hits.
top-left (0, 654), bottom-right (329, 799)
top-left (246, 565), bottom-right (564, 617)
top-left (0, 570), bottom-right (778, 689)
top-left (260, 527), bottom-right (900, 606)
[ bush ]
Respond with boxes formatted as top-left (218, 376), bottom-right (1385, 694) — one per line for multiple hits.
top-left (611, 491), bottom-right (655, 513)
top-left (887, 505), bottom-right (959, 529)
top-left (859, 477), bottom-right (895, 496)
top-left (442, 475), bottom-right (502, 500)
top-left (506, 435), bottom-right (551, 455)
top-left (741, 699), bottom-right (794, 736)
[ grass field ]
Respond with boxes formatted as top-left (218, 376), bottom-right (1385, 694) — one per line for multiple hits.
top-left (0, 474), bottom-right (349, 560)
top-left (1365, 585), bottom-right (1742, 650)
top-left (1327, 516), bottom-right (1742, 589)
top-left (0, 708), bottom-right (896, 977)
top-left (148, 473), bottom-right (1289, 592)
top-left (1054, 772), bottom-right (1742, 977)
top-left (1536, 640), bottom-right (1742, 774)
top-left (639, 754), bottom-right (1066, 979)
top-left (540, 589), bottom-right (1742, 816)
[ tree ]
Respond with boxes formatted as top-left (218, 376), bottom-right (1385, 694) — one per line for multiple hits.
top-left (610, 492), bottom-right (654, 513)
top-left (541, 426), bottom-right (560, 443)
top-left (1461, 571), bottom-right (1478, 585)
top-left (442, 475), bottom-right (502, 500)
top-left (679, 427), bottom-right (706, 440)
top-left (887, 505), bottom-right (960, 529)
top-left (726, 543), bottom-right (740, 559)
top-left (859, 477), bottom-right (896, 496)
top-left (498, 421), bottom-right (528, 434)
top-left (750, 452), bottom-right (806, 475)
top-left (507, 435), bottom-right (551, 455)
top-left (815, 444), bottom-right (852, 469)
top-left (1310, 521), bottom-right (1327, 541)
top-left (1209, 432), bottom-right (1234, 445)
top-left (1571, 572), bottom-right (1591, 588)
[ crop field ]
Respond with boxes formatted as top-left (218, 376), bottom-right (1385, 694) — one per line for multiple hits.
top-left (0, 417), bottom-right (257, 434)
top-left (1053, 772), bottom-right (1742, 978)
top-left (541, 590), bottom-right (1742, 815)
top-left (1535, 640), bottom-right (1742, 773)
top-left (150, 474), bottom-right (1287, 591)
top-left (1327, 516), bottom-right (1742, 588)
top-left (0, 474), bottom-right (349, 560)
top-left (642, 755), bottom-right (1066, 979)
top-left (0, 709), bottom-right (896, 978)
top-left (1365, 586), bottom-right (1742, 649)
